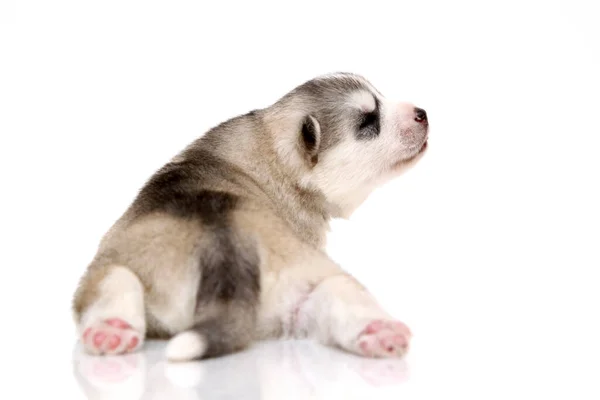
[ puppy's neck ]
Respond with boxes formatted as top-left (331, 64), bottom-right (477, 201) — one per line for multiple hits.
top-left (199, 115), bottom-right (332, 248)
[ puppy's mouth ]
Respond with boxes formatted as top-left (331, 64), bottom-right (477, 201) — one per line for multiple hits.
top-left (405, 138), bottom-right (428, 160)
top-left (390, 139), bottom-right (428, 171)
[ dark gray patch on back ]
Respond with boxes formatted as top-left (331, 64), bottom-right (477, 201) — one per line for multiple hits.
top-left (136, 173), bottom-right (260, 305)
top-left (132, 149), bottom-right (239, 218)
top-left (197, 223), bottom-right (260, 305)
top-left (131, 149), bottom-right (261, 335)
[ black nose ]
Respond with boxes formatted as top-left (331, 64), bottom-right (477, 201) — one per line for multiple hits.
top-left (414, 107), bottom-right (427, 123)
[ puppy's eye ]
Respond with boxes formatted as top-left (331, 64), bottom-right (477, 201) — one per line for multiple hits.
top-left (358, 111), bottom-right (380, 135)
top-left (359, 111), bottom-right (377, 130)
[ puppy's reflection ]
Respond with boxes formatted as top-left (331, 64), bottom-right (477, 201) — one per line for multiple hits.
top-left (73, 340), bottom-right (409, 399)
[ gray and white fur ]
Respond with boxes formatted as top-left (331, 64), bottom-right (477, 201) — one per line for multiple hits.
top-left (72, 72), bottom-right (429, 361)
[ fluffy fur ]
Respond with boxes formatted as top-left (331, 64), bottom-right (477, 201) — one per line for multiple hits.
top-left (72, 72), bottom-right (429, 360)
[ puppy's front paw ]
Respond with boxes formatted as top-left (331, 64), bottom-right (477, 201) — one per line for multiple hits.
top-left (357, 320), bottom-right (411, 358)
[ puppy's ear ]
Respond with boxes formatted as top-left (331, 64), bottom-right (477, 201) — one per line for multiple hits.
top-left (299, 115), bottom-right (321, 167)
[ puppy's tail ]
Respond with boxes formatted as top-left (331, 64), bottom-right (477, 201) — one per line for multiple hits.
top-left (166, 310), bottom-right (257, 361)
top-left (166, 226), bottom-right (261, 362)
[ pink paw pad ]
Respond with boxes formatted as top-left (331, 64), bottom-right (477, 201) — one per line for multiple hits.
top-left (81, 318), bottom-right (142, 356)
top-left (357, 320), bottom-right (412, 358)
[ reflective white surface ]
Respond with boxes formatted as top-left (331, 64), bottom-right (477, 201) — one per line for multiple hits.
top-left (73, 340), bottom-right (411, 400)
top-left (70, 322), bottom-right (600, 400)
top-left (71, 319), bottom-right (600, 400)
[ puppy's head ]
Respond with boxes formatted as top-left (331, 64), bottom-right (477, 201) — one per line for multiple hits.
top-left (266, 73), bottom-right (429, 218)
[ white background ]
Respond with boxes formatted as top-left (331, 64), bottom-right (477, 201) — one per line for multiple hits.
top-left (1, 1), bottom-right (599, 399)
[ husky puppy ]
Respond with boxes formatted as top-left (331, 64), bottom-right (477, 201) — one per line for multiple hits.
top-left (73, 72), bottom-right (429, 361)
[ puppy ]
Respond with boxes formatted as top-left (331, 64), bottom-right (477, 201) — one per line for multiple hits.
top-left (72, 72), bottom-right (429, 361)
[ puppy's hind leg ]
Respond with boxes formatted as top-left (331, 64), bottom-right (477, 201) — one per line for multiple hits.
top-left (73, 266), bottom-right (146, 355)
top-left (293, 256), bottom-right (412, 359)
